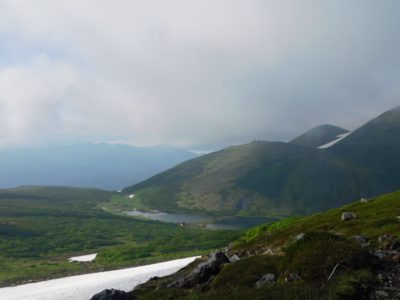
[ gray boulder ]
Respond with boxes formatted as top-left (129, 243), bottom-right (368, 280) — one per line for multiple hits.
top-left (353, 235), bottom-right (370, 248)
top-left (168, 252), bottom-right (230, 289)
top-left (255, 273), bottom-right (276, 288)
top-left (90, 289), bottom-right (131, 300)
top-left (229, 254), bottom-right (240, 263)
top-left (285, 273), bottom-right (301, 282)
top-left (341, 212), bottom-right (357, 221)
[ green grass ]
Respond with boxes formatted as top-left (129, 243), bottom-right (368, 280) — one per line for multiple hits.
top-left (234, 190), bottom-right (400, 254)
top-left (0, 186), bottom-right (241, 286)
top-left (134, 190), bottom-right (400, 300)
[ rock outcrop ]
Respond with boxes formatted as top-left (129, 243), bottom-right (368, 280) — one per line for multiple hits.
top-left (167, 251), bottom-right (230, 289)
top-left (90, 289), bottom-right (131, 300)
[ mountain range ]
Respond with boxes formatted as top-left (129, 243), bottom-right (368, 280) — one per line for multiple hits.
top-left (0, 143), bottom-right (197, 190)
top-left (123, 106), bottom-right (400, 217)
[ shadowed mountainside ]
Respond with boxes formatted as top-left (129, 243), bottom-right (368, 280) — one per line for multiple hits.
top-left (123, 106), bottom-right (400, 217)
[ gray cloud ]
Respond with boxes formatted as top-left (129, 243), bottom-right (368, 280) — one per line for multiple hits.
top-left (0, 0), bottom-right (399, 148)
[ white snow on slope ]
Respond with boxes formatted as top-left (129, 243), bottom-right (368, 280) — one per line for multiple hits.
top-left (0, 256), bottom-right (199, 300)
top-left (318, 132), bottom-right (351, 149)
top-left (68, 253), bottom-right (97, 262)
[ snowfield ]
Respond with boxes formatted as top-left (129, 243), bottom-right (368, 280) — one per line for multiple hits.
top-left (68, 253), bottom-right (97, 262)
top-left (0, 256), bottom-right (199, 300)
top-left (318, 132), bottom-right (351, 149)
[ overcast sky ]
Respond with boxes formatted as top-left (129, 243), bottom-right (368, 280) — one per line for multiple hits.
top-left (0, 0), bottom-right (399, 149)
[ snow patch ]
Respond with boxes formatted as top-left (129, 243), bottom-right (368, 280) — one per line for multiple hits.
top-left (0, 256), bottom-right (199, 300)
top-left (318, 132), bottom-right (351, 149)
top-left (129, 194), bottom-right (135, 198)
top-left (68, 253), bottom-right (97, 262)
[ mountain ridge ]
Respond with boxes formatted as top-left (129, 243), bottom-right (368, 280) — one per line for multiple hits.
top-left (290, 124), bottom-right (349, 148)
top-left (123, 106), bottom-right (400, 217)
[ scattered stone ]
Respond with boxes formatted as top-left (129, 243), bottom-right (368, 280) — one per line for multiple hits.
top-left (392, 254), bottom-right (400, 263)
top-left (341, 212), bottom-right (357, 221)
top-left (294, 233), bottom-right (305, 241)
top-left (353, 235), bottom-right (370, 248)
top-left (90, 289), bottom-right (131, 300)
top-left (285, 273), bottom-right (301, 283)
top-left (229, 254), bottom-right (240, 263)
top-left (263, 249), bottom-right (273, 255)
top-left (375, 290), bottom-right (390, 299)
top-left (378, 235), bottom-right (400, 251)
top-left (374, 250), bottom-right (390, 260)
top-left (255, 273), bottom-right (276, 288)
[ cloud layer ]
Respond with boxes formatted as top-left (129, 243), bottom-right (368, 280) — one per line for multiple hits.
top-left (0, 0), bottom-right (399, 147)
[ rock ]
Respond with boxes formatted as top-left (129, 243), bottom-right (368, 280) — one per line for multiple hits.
top-left (341, 212), bottom-right (357, 221)
top-left (167, 252), bottom-right (230, 289)
top-left (294, 233), bottom-right (305, 241)
top-left (353, 235), bottom-right (370, 248)
top-left (392, 254), bottom-right (400, 263)
top-left (360, 198), bottom-right (369, 203)
top-left (191, 252), bottom-right (230, 282)
top-left (378, 235), bottom-right (400, 251)
top-left (90, 289), bottom-right (131, 300)
top-left (255, 273), bottom-right (276, 288)
top-left (374, 250), bottom-right (390, 260)
top-left (229, 254), bottom-right (240, 263)
top-left (285, 273), bottom-right (301, 282)
top-left (375, 290), bottom-right (390, 299)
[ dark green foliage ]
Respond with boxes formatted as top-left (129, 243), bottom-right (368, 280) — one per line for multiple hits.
top-left (211, 255), bottom-right (279, 288)
top-left (0, 187), bottom-right (241, 286)
top-left (281, 232), bottom-right (371, 283)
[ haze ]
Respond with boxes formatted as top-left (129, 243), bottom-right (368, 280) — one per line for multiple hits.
top-left (0, 0), bottom-right (399, 149)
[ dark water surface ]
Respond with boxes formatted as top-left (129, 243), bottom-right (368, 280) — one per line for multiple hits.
top-left (126, 210), bottom-right (278, 230)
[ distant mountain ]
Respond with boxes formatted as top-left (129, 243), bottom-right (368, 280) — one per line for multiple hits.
top-left (290, 124), bottom-right (349, 148)
top-left (123, 106), bottom-right (400, 216)
top-left (0, 143), bottom-right (197, 190)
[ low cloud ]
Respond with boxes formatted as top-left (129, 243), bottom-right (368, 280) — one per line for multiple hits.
top-left (0, 0), bottom-right (399, 148)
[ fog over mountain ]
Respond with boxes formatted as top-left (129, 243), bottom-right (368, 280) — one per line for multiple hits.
top-left (0, 1), bottom-right (399, 149)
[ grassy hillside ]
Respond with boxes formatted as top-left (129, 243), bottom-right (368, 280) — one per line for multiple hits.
top-left (0, 186), bottom-right (241, 286)
top-left (131, 190), bottom-right (400, 300)
top-left (123, 106), bottom-right (400, 217)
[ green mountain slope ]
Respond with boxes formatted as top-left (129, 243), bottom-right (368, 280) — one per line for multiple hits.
top-left (290, 124), bottom-right (349, 148)
top-left (129, 190), bottom-right (400, 300)
top-left (123, 106), bottom-right (400, 217)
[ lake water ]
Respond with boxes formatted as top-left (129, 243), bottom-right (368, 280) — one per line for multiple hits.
top-left (126, 210), bottom-right (278, 230)
top-left (126, 210), bottom-right (214, 223)
top-left (206, 216), bottom-right (279, 230)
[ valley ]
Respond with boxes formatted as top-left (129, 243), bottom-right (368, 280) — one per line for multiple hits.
top-left (0, 187), bottom-right (241, 286)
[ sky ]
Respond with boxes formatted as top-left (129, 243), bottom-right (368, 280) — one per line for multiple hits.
top-left (0, 0), bottom-right (399, 149)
